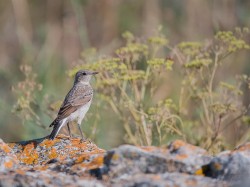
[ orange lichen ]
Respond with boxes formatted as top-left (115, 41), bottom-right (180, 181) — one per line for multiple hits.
top-left (74, 154), bottom-right (105, 170)
top-left (20, 143), bottom-right (39, 165)
top-left (7, 143), bottom-right (16, 148)
top-left (175, 154), bottom-right (188, 160)
top-left (140, 146), bottom-right (169, 155)
top-left (34, 165), bottom-right (49, 171)
top-left (58, 155), bottom-right (66, 161)
top-left (233, 143), bottom-right (250, 152)
top-left (74, 152), bottom-right (103, 164)
top-left (195, 168), bottom-right (204, 176)
top-left (9, 135), bottom-right (106, 167)
top-left (56, 134), bottom-right (70, 139)
top-left (21, 152), bottom-right (39, 165)
top-left (40, 139), bottom-right (56, 148)
top-left (171, 140), bottom-right (186, 149)
top-left (65, 145), bottom-right (72, 149)
top-left (111, 153), bottom-right (119, 161)
top-left (75, 155), bottom-right (87, 163)
top-left (23, 143), bottom-right (35, 151)
top-left (15, 169), bottom-right (25, 175)
top-left (171, 140), bottom-right (204, 153)
top-left (213, 162), bottom-right (222, 170)
top-left (67, 150), bottom-right (77, 157)
top-left (186, 179), bottom-right (197, 186)
top-left (0, 144), bottom-right (12, 153)
top-left (4, 161), bottom-right (13, 168)
top-left (71, 140), bottom-right (88, 148)
top-left (89, 155), bottom-right (104, 168)
top-left (151, 175), bottom-right (161, 180)
top-left (48, 148), bottom-right (58, 159)
top-left (186, 144), bottom-right (198, 151)
top-left (140, 146), bottom-right (157, 152)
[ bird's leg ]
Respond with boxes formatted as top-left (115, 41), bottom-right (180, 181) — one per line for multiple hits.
top-left (78, 123), bottom-right (85, 141)
top-left (67, 122), bottom-right (72, 138)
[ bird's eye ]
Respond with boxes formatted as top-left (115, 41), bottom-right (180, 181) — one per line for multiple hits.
top-left (82, 72), bottom-right (86, 75)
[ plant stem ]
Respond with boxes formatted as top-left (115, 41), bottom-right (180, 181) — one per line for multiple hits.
top-left (141, 66), bottom-right (151, 102)
top-left (208, 53), bottom-right (218, 101)
top-left (140, 109), bottom-right (151, 145)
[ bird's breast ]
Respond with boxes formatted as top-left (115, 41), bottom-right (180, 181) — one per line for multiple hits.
top-left (67, 100), bottom-right (92, 122)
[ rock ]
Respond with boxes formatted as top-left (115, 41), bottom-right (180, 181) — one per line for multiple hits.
top-left (97, 140), bottom-right (212, 180)
top-left (111, 173), bottom-right (227, 187)
top-left (0, 170), bottom-right (105, 187)
top-left (90, 140), bottom-right (226, 186)
top-left (1, 134), bottom-right (107, 187)
top-left (200, 142), bottom-right (250, 187)
top-left (2, 135), bottom-right (250, 186)
top-left (0, 138), bottom-right (19, 172)
top-left (167, 140), bottom-right (212, 172)
top-left (8, 134), bottom-right (105, 167)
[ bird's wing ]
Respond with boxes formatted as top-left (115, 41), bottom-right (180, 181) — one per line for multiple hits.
top-left (50, 84), bottom-right (93, 127)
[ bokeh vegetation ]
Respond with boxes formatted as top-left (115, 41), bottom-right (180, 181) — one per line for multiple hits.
top-left (68, 28), bottom-right (250, 153)
top-left (12, 28), bottom-right (250, 153)
top-left (1, 1), bottom-right (250, 151)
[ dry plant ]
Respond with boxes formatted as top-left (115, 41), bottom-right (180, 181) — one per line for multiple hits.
top-left (69, 28), bottom-right (250, 150)
top-left (69, 29), bottom-right (182, 146)
top-left (12, 28), bottom-right (250, 152)
top-left (12, 64), bottom-right (46, 129)
top-left (174, 28), bottom-right (250, 152)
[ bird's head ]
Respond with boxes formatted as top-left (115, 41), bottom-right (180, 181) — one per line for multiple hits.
top-left (74, 70), bottom-right (98, 84)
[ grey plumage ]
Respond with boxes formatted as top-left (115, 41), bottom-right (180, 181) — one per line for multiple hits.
top-left (49, 70), bottom-right (98, 140)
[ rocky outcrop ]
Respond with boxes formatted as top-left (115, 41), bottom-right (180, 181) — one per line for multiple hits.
top-left (0, 135), bottom-right (249, 186)
top-left (0, 139), bottom-right (19, 172)
top-left (200, 142), bottom-right (250, 187)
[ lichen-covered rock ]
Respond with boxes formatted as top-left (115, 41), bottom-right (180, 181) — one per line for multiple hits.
top-left (167, 140), bottom-right (212, 168)
top-left (97, 140), bottom-right (212, 180)
top-left (200, 142), bottom-right (250, 187)
top-left (0, 170), bottom-right (105, 187)
top-left (8, 134), bottom-right (105, 166)
top-left (2, 136), bottom-right (250, 186)
top-left (111, 173), bottom-right (227, 187)
top-left (0, 139), bottom-right (19, 172)
top-left (1, 135), bottom-right (107, 187)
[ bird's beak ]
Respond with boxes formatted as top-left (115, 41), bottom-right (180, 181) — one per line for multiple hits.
top-left (91, 71), bottom-right (99, 75)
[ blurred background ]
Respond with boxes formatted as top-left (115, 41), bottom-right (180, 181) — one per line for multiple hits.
top-left (0, 0), bottom-right (250, 149)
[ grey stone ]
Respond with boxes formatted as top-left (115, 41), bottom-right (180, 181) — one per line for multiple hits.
top-left (201, 143), bottom-right (250, 187)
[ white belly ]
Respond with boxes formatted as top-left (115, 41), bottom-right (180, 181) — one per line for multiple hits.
top-left (66, 100), bottom-right (92, 124)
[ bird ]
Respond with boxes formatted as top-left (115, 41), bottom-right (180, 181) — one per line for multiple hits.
top-left (49, 70), bottom-right (98, 140)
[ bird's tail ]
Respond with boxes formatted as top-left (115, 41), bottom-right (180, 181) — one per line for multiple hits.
top-left (49, 118), bottom-right (58, 127)
top-left (49, 120), bottom-right (64, 140)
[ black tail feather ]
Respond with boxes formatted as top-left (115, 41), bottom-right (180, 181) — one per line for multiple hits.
top-left (49, 118), bottom-right (58, 127)
top-left (49, 121), bottom-right (63, 140)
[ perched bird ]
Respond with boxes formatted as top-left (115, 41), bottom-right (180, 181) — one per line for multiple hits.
top-left (49, 70), bottom-right (98, 140)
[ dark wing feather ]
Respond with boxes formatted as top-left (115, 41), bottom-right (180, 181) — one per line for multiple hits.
top-left (50, 84), bottom-right (93, 127)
